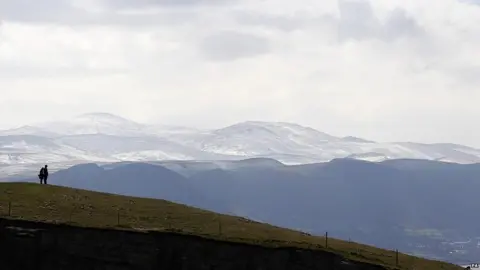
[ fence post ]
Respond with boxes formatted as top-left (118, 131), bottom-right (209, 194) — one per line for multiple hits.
top-left (325, 232), bottom-right (328, 248)
top-left (218, 218), bottom-right (222, 235)
top-left (8, 201), bottom-right (11, 216)
top-left (117, 209), bottom-right (120, 226)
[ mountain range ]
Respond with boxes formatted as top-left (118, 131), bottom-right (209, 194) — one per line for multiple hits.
top-left (14, 157), bottom-right (479, 265)
top-left (2, 112), bottom-right (479, 264)
top-left (1, 112), bottom-right (480, 177)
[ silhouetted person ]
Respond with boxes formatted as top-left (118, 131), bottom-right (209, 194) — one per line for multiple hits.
top-left (38, 165), bottom-right (49, 184)
top-left (43, 165), bottom-right (49, 184)
top-left (38, 167), bottom-right (44, 184)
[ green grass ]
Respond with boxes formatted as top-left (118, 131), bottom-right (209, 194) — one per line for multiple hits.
top-left (0, 182), bottom-right (462, 270)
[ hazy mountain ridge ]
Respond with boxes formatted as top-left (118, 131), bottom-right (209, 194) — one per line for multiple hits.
top-left (0, 112), bottom-right (480, 168)
top-left (15, 157), bottom-right (479, 265)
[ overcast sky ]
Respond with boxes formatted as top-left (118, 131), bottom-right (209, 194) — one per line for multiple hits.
top-left (1, 0), bottom-right (480, 146)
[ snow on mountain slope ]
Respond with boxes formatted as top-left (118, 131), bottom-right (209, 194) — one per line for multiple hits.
top-left (55, 134), bottom-right (235, 161)
top-left (158, 120), bottom-right (480, 164)
top-left (56, 134), bottom-right (186, 154)
top-left (37, 113), bottom-right (147, 136)
top-left (35, 112), bottom-right (202, 138)
top-left (0, 135), bottom-right (114, 165)
top-left (393, 142), bottom-right (480, 163)
top-left (0, 112), bottom-right (480, 167)
top-left (143, 124), bottom-right (205, 136)
top-left (346, 152), bottom-right (389, 162)
top-left (183, 121), bottom-right (340, 156)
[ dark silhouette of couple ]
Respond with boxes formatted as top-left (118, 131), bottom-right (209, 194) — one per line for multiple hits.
top-left (38, 165), bottom-right (49, 184)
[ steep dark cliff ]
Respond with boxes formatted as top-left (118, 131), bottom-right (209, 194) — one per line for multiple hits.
top-left (0, 218), bottom-right (387, 270)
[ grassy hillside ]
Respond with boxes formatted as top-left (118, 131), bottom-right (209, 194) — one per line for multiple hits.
top-left (0, 183), bottom-right (461, 270)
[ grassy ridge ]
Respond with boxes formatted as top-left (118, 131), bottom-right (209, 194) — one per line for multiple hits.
top-left (0, 183), bottom-right (462, 270)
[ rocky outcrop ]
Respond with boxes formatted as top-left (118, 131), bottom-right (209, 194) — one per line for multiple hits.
top-left (0, 218), bottom-right (387, 270)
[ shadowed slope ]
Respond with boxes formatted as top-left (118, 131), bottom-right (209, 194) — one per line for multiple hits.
top-left (0, 183), bottom-right (461, 270)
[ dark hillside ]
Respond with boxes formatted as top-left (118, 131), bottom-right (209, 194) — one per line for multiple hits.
top-left (0, 183), bottom-right (461, 270)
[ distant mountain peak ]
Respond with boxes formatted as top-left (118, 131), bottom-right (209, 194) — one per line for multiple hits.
top-left (78, 112), bottom-right (120, 118)
top-left (237, 120), bottom-right (295, 125)
top-left (217, 121), bottom-right (336, 139)
top-left (32, 112), bottom-right (145, 136)
top-left (74, 112), bottom-right (139, 124)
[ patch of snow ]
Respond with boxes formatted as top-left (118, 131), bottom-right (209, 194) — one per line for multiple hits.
top-left (113, 150), bottom-right (195, 161)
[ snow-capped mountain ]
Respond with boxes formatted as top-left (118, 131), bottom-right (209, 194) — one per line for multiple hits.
top-left (36, 113), bottom-right (147, 136)
top-left (0, 112), bottom-right (480, 172)
top-left (35, 113), bottom-right (203, 137)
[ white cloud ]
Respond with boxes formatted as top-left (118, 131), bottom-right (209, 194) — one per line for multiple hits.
top-left (199, 31), bottom-right (271, 61)
top-left (0, 0), bottom-right (480, 146)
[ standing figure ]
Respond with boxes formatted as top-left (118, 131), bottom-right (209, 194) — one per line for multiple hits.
top-left (38, 167), bottom-right (44, 184)
top-left (43, 165), bottom-right (49, 184)
top-left (38, 165), bottom-right (49, 184)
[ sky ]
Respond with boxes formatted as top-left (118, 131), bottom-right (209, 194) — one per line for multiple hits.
top-left (1, 0), bottom-right (480, 146)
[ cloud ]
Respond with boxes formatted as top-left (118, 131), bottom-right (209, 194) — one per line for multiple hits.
top-left (337, 0), bottom-right (380, 41)
top-left (336, 0), bottom-right (424, 42)
top-left (1, 0), bottom-right (480, 147)
top-left (233, 12), bottom-right (308, 32)
top-left (101, 0), bottom-right (236, 9)
top-left (0, 0), bottom-right (204, 26)
top-left (0, 0), bottom-right (81, 23)
top-left (233, 1), bottom-right (424, 42)
top-left (198, 31), bottom-right (271, 61)
top-left (383, 8), bottom-right (424, 39)
top-left (461, 0), bottom-right (480, 5)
